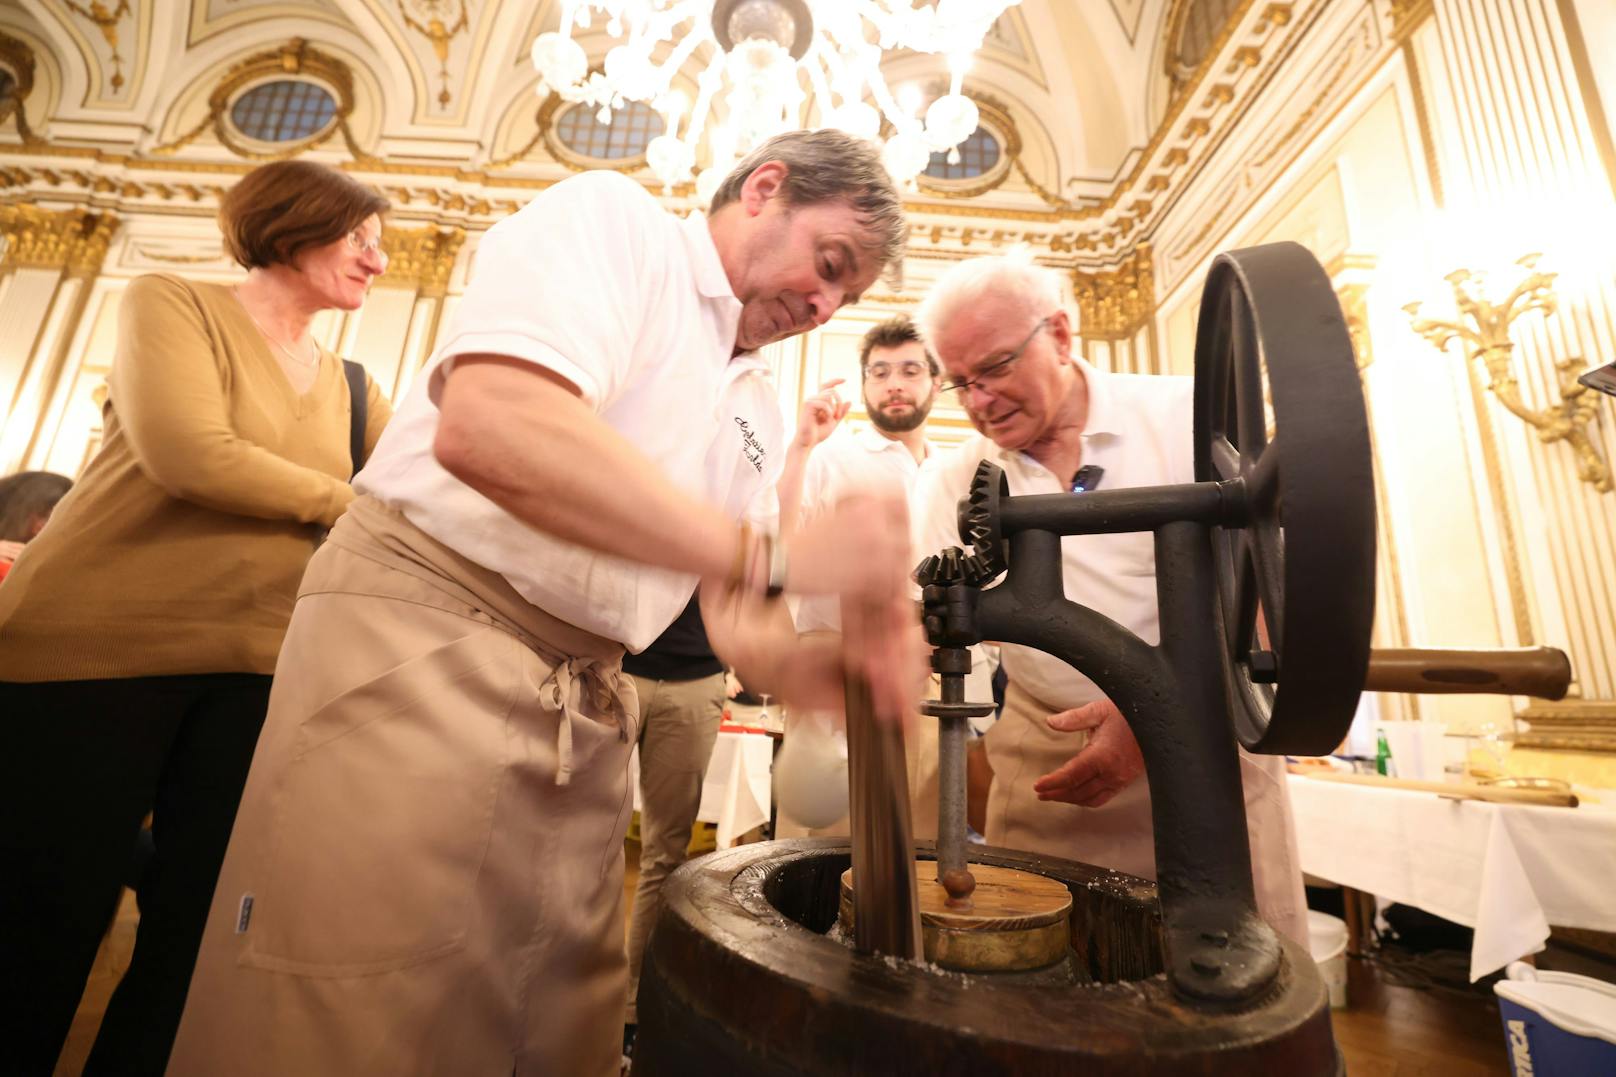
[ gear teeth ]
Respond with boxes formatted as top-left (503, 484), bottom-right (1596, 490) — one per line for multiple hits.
top-left (912, 554), bottom-right (941, 588)
top-left (962, 553), bottom-right (1002, 586)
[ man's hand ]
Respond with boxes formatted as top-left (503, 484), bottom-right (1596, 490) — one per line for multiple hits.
top-left (0, 540), bottom-right (25, 564)
top-left (1031, 699), bottom-right (1145, 808)
top-left (784, 491), bottom-right (911, 604)
top-left (792, 379), bottom-right (849, 452)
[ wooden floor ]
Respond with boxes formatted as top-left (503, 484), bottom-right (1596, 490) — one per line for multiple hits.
top-left (58, 844), bottom-right (1511, 1076)
top-left (1331, 956), bottom-right (1508, 1076)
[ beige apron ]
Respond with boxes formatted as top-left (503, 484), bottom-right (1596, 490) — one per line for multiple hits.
top-left (984, 679), bottom-right (1308, 946)
top-left (168, 496), bottom-right (638, 1077)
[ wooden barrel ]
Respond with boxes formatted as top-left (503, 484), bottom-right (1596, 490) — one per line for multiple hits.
top-left (635, 839), bottom-right (1341, 1076)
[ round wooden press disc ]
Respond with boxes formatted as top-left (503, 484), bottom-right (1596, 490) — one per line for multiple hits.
top-left (839, 862), bottom-right (1073, 972)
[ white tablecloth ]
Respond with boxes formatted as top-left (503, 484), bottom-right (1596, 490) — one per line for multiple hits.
top-left (630, 728), bottom-right (775, 851)
top-left (1287, 774), bottom-right (1616, 980)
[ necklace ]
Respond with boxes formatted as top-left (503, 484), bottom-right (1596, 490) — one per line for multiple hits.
top-left (235, 289), bottom-right (319, 368)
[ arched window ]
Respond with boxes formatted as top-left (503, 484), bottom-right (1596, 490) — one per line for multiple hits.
top-left (553, 100), bottom-right (664, 161)
top-left (229, 80), bottom-right (338, 143)
top-left (924, 126), bottom-right (1002, 182)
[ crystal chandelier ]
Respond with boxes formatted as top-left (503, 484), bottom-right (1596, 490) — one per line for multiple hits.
top-left (530, 0), bottom-right (1020, 196)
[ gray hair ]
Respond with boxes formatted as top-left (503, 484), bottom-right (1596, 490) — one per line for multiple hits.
top-left (709, 129), bottom-right (907, 274)
top-left (915, 249), bottom-right (1073, 352)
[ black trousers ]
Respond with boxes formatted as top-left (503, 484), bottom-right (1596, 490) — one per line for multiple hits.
top-left (0, 674), bottom-right (271, 1076)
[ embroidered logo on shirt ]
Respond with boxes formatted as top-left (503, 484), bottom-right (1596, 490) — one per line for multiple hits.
top-left (735, 417), bottom-right (765, 473)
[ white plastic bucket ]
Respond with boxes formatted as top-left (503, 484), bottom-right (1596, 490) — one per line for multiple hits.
top-left (1307, 910), bottom-right (1349, 1009)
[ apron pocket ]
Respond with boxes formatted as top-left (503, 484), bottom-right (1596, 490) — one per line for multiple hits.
top-left (241, 627), bottom-right (517, 977)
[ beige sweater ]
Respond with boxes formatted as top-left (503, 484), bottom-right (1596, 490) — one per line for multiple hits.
top-left (0, 274), bottom-right (391, 680)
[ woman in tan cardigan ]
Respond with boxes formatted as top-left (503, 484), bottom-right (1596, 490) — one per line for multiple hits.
top-left (0, 160), bottom-right (393, 1076)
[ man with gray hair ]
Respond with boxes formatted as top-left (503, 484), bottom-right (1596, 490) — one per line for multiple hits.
top-left (910, 252), bottom-right (1307, 947)
top-left (170, 130), bottom-right (916, 1077)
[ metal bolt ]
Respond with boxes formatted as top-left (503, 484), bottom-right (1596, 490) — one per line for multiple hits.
top-left (1200, 930), bottom-right (1229, 948)
top-left (1190, 956), bottom-right (1222, 977)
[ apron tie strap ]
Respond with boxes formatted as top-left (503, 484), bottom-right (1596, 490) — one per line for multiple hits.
top-left (535, 657), bottom-right (632, 787)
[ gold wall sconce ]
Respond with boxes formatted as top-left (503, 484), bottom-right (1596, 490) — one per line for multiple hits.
top-left (1404, 254), bottom-right (1611, 493)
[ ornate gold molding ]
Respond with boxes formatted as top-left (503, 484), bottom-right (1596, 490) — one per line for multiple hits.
top-left (398, 0), bottom-right (469, 109)
top-left (1072, 244), bottom-right (1154, 341)
top-left (63, 0), bottom-right (132, 92)
top-left (379, 223), bottom-right (465, 297)
top-left (1388, 0), bottom-right (1435, 42)
top-left (0, 30), bottom-right (44, 145)
top-left (152, 38), bottom-right (375, 164)
top-left (1250, 38), bottom-right (1357, 169)
top-left (0, 203), bottom-right (119, 275)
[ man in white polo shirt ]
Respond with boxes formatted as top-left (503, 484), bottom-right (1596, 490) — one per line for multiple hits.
top-left (778, 315), bottom-right (948, 835)
top-left (910, 252), bottom-right (1307, 948)
top-left (785, 314), bottom-right (941, 528)
top-left (170, 131), bottom-right (915, 1077)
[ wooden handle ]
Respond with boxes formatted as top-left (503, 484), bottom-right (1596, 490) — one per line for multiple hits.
top-left (843, 668), bottom-right (923, 960)
top-left (1365, 647), bottom-right (1571, 700)
top-left (1304, 770), bottom-right (1578, 808)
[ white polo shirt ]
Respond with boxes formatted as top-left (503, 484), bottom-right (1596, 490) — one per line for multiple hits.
top-left (911, 358), bottom-right (1194, 711)
top-left (794, 424), bottom-right (937, 634)
top-left (357, 170), bottom-right (783, 651)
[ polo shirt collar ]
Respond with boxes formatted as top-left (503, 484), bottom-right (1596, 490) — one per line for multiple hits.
top-left (679, 211), bottom-right (737, 302)
top-left (1073, 356), bottom-right (1121, 438)
top-left (853, 424), bottom-right (934, 460)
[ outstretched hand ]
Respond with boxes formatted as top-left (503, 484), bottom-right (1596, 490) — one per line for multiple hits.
top-left (1031, 699), bottom-right (1145, 808)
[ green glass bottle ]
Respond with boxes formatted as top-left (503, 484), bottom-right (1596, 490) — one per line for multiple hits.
top-left (1376, 731), bottom-right (1393, 777)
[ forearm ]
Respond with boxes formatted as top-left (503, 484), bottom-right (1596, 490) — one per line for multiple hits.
top-left (775, 442), bottom-right (812, 539)
top-left (435, 356), bottom-right (741, 580)
top-left (136, 431), bottom-right (353, 526)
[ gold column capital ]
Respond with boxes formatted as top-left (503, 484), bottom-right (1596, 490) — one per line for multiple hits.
top-left (379, 224), bottom-right (466, 298)
top-left (0, 204), bottom-right (120, 275)
top-left (1072, 244), bottom-right (1154, 342)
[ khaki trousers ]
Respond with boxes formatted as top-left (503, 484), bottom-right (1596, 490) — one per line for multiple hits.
top-left (984, 679), bottom-right (1308, 946)
top-left (622, 671), bottom-right (725, 1023)
top-left (168, 498), bottom-right (638, 1077)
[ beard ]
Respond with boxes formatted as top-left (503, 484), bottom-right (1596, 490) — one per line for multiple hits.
top-left (868, 392), bottom-right (935, 433)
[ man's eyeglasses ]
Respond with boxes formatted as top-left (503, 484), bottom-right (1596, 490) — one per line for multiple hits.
top-left (939, 314), bottom-right (1053, 397)
top-left (865, 360), bottom-right (933, 382)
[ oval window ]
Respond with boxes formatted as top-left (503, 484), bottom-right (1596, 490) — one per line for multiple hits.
top-left (553, 100), bottom-right (665, 161)
top-left (230, 80), bottom-right (338, 143)
top-left (924, 125), bottom-right (1002, 181)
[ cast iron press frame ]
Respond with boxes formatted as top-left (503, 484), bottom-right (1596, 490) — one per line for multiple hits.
top-left (916, 242), bottom-right (1377, 1004)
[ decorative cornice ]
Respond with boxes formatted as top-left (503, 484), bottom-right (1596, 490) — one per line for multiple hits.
top-left (0, 203), bottom-right (119, 274)
top-left (1073, 244), bottom-right (1154, 341)
top-left (379, 223), bottom-right (465, 297)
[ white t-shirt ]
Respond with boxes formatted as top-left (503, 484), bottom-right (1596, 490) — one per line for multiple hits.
top-left (911, 358), bottom-right (1194, 711)
top-left (794, 424), bottom-right (936, 634)
top-left (357, 171), bottom-right (783, 651)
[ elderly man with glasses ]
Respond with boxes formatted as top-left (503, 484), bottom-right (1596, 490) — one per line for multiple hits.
top-left (911, 253), bottom-right (1308, 947)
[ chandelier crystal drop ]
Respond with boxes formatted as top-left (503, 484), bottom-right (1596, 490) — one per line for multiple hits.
top-left (530, 0), bottom-right (1020, 192)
